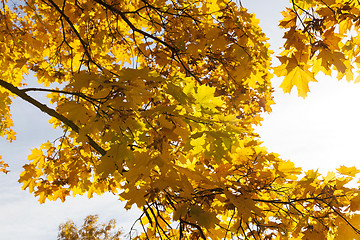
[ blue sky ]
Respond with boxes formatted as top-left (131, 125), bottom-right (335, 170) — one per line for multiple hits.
top-left (0, 95), bottom-right (141, 239)
top-left (1, 0), bottom-right (360, 239)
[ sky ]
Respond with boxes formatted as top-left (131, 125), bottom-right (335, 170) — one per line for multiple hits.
top-left (246, 0), bottom-right (360, 173)
top-left (1, 0), bottom-right (360, 239)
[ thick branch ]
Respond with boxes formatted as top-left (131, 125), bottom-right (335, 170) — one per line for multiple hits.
top-left (0, 79), bottom-right (106, 156)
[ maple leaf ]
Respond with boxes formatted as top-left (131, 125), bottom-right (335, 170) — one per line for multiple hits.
top-left (337, 165), bottom-right (360, 177)
top-left (279, 8), bottom-right (297, 29)
top-left (322, 28), bottom-right (341, 50)
top-left (189, 205), bottom-right (219, 229)
top-left (280, 65), bottom-right (317, 98)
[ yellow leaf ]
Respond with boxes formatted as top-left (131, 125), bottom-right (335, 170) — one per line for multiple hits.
top-left (280, 66), bottom-right (317, 98)
top-left (173, 204), bottom-right (188, 221)
top-left (27, 148), bottom-right (44, 165)
top-left (158, 115), bottom-right (174, 129)
top-left (194, 84), bottom-right (223, 110)
top-left (350, 193), bottom-right (360, 212)
top-left (224, 190), bottom-right (259, 220)
top-left (337, 165), bottom-right (360, 177)
top-left (120, 187), bottom-right (147, 209)
top-left (334, 222), bottom-right (358, 240)
top-left (58, 101), bottom-right (94, 124)
top-left (72, 71), bottom-right (91, 91)
top-left (211, 35), bottom-right (227, 51)
top-left (279, 8), bottom-right (297, 29)
top-left (339, 19), bottom-right (351, 35)
top-left (166, 82), bottom-right (190, 105)
top-left (323, 28), bottom-right (341, 50)
top-left (277, 160), bottom-right (302, 180)
top-left (323, 171), bottom-right (335, 183)
top-left (189, 205), bottom-right (219, 228)
top-left (318, 49), bottom-right (347, 73)
top-left (190, 134), bottom-right (206, 155)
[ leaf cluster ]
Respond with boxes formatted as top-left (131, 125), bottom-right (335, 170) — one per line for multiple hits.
top-left (57, 215), bottom-right (122, 240)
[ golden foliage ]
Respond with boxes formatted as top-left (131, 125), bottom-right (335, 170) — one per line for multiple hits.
top-left (0, 0), bottom-right (359, 239)
top-left (57, 215), bottom-right (122, 240)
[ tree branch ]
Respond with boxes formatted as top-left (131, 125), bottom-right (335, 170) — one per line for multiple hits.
top-left (44, 0), bottom-right (103, 71)
top-left (180, 219), bottom-right (206, 239)
top-left (0, 79), bottom-right (106, 156)
top-left (22, 87), bottom-right (103, 105)
top-left (92, 0), bottom-right (178, 53)
top-left (91, 0), bottom-right (202, 83)
top-left (252, 196), bottom-right (339, 205)
top-left (321, 199), bottom-right (360, 235)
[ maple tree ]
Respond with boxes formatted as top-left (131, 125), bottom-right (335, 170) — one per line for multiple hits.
top-left (57, 215), bottom-right (122, 240)
top-left (2, 0), bottom-right (360, 239)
